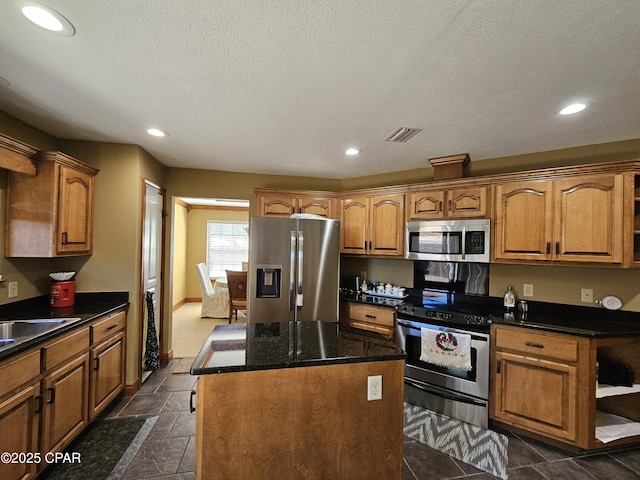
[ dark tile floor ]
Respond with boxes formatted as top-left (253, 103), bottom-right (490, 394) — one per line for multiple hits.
top-left (99, 358), bottom-right (640, 479)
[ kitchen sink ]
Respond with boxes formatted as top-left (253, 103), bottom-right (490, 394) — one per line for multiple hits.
top-left (0, 317), bottom-right (81, 347)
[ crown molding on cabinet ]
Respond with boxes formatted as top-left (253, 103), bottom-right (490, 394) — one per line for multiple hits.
top-left (0, 133), bottom-right (38, 175)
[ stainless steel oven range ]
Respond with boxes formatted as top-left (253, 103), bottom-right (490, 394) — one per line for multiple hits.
top-left (396, 303), bottom-right (491, 428)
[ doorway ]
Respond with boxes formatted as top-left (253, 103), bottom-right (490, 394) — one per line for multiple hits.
top-left (171, 197), bottom-right (249, 358)
top-left (140, 179), bottom-right (166, 383)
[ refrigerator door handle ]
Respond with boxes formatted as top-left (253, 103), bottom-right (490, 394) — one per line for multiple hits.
top-left (297, 230), bottom-right (304, 307)
top-left (290, 230), bottom-right (296, 311)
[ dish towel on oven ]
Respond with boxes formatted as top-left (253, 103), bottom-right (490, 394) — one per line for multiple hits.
top-left (420, 328), bottom-right (472, 371)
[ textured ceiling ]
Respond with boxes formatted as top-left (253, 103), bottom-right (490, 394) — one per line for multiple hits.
top-left (0, 0), bottom-right (638, 179)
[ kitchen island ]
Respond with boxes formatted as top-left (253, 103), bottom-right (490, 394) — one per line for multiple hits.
top-left (190, 321), bottom-right (406, 480)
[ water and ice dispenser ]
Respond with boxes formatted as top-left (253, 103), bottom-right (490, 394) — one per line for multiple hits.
top-left (255, 266), bottom-right (281, 298)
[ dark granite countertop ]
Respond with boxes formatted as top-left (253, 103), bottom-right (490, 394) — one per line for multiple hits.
top-left (343, 289), bottom-right (640, 338)
top-left (190, 321), bottom-right (405, 375)
top-left (0, 292), bottom-right (129, 361)
top-left (491, 312), bottom-right (640, 337)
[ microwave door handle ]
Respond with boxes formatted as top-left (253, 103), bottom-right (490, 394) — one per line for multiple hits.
top-left (461, 226), bottom-right (466, 260)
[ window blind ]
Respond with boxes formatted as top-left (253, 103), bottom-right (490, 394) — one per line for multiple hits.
top-left (206, 221), bottom-right (249, 278)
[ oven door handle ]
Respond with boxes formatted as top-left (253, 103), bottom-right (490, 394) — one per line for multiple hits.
top-left (397, 320), bottom-right (417, 330)
top-left (397, 320), bottom-right (489, 342)
top-left (404, 378), bottom-right (487, 407)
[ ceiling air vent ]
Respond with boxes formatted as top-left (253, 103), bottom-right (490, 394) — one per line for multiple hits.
top-left (384, 127), bottom-right (423, 143)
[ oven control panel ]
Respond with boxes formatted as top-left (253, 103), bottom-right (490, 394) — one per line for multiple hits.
top-left (397, 304), bottom-right (491, 327)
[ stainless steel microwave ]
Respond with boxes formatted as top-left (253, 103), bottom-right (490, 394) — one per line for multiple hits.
top-left (405, 219), bottom-right (490, 263)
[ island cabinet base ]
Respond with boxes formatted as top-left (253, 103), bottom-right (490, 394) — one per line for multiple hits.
top-left (194, 359), bottom-right (404, 480)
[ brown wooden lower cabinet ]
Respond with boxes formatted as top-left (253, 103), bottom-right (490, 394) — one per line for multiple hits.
top-left (90, 331), bottom-right (125, 420)
top-left (41, 353), bottom-right (90, 455)
top-left (490, 324), bottom-right (640, 450)
top-left (0, 308), bottom-right (127, 480)
top-left (194, 360), bottom-right (404, 480)
top-left (0, 384), bottom-right (41, 480)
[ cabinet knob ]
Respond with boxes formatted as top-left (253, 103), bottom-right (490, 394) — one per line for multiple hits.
top-left (61, 232), bottom-right (68, 245)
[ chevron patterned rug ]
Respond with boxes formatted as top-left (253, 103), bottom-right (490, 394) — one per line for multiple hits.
top-left (404, 403), bottom-right (508, 479)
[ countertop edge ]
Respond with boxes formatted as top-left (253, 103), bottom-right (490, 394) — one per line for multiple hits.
top-left (190, 354), bottom-right (406, 376)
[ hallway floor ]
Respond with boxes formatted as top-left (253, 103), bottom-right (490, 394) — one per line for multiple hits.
top-left (50, 355), bottom-right (640, 480)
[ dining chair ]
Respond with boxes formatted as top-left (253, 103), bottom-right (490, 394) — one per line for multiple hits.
top-left (225, 270), bottom-right (248, 323)
top-left (195, 263), bottom-right (219, 318)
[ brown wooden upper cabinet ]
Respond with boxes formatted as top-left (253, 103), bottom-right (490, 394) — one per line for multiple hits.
top-left (5, 151), bottom-right (99, 257)
top-left (494, 174), bottom-right (624, 264)
top-left (339, 193), bottom-right (404, 256)
top-left (407, 185), bottom-right (488, 220)
top-left (255, 189), bottom-right (337, 219)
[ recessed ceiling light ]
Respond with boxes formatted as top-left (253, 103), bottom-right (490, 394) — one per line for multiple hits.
top-left (146, 128), bottom-right (168, 137)
top-left (20, 3), bottom-right (75, 36)
top-left (559, 103), bottom-right (588, 115)
top-left (345, 148), bottom-right (361, 156)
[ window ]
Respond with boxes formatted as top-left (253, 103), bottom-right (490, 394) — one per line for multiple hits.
top-left (206, 221), bottom-right (249, 278)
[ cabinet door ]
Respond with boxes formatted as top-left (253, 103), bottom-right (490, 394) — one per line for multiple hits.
top-left (90, 333), bottom-right (125, 420)
top-left (494, 181), bottom-right (553, 260)
top-left (42, 353), bottom-right (89, 454)
top-left (340, 197), bottom-right (369, 254)
top-left (0, 384), bottom-right (41, 480)
top-left (57, 165), bottom-right (94, 255)
top-left (298, 197), bottom-right (335, 218)
top-left (369, 194), bottom-right (404, 256)
top-left (553, 174), bottom-right (623, 263)
top-left (407, 190), bottom-right (445, 220)
top-left (493, 351), bottom-right (577, 442)
top-left (447, 186), bottom-right (488, 218)
top-left (257, 195), bottom-right (297, 217)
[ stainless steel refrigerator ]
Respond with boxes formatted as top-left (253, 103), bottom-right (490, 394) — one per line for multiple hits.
top-left (248, 215), bottom-right (340, 323)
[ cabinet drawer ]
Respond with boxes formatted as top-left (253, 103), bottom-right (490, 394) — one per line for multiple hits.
top-left (44, 326), bottom-right (90, 370)
top-left (349, 304), bottom-right (394, 327)
top-left (494, 327), bottom-right (578, 363)
top-left (92, 311), bottom-right (126, 345)
top-left (0, 349), bottom-right (41, 397)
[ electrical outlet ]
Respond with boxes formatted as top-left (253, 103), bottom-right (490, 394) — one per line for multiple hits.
top-left (360, 271), bottom-right (367, 281)
top-left (8, 281), bottom-right (18, 298)
top-left (367, 375), bottom-right (382, 401)
top-left (523, 284), bottom-right (534, 297)
top-left (581, 288), bottom-right (593, 303)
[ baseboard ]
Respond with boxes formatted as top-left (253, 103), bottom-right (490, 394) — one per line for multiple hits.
top-left (125, 378), bottom-right (141, 397)
top-left (172, 298), bottom-right (187, 311)
top-left (173, 298), bottom-right (205, 311)
top-left (162, 349), bottom-right (173, 365)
